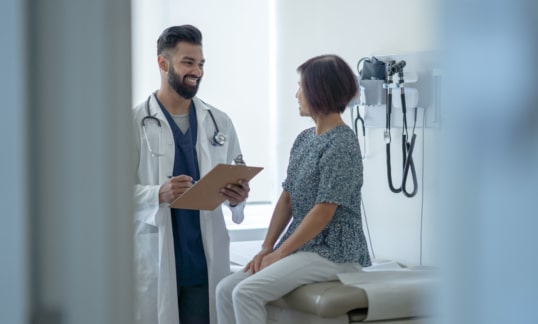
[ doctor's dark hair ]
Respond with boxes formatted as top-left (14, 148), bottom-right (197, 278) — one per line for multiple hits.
top-left (297, 54), bottom-right (358, 115)
top-left (157, 25), bottom-right (203, 55)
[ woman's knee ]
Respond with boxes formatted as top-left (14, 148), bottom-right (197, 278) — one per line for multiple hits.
top-left (231, 278), bottom-right (263, 306)
top-left (217, 271), bottom-right (247, 302)
top-left (216, 275), bottom-right (232, 301)
top-left (231, 283), bottom-right (249, 305)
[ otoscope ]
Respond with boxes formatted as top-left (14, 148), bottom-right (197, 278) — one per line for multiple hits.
top-left (385, 60), bottom-right (418, 197)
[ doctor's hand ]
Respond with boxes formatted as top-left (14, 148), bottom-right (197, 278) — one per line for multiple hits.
top-left (159, 175), bottom-right (194, 204)
top-left (244, 247), bottom-right (272, 274)
top-left (220, 179), bottom-right (250, 207)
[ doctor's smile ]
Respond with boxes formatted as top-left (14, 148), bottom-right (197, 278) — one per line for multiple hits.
top-left (184, 75), bottom-right (199, 86)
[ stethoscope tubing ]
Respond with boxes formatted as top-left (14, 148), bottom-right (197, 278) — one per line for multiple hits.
top-left (142, 94), bottom-right (225, 148)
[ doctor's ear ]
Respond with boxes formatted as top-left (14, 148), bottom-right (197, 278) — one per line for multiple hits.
top-left (157, 55), bottom-right (169, 72)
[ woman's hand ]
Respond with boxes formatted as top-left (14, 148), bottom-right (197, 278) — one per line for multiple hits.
top-left (244, 247), bottom-right (272, 274)
top-left (259, 251), bottom-right (285, 271)
top-left (244, 248), bottom-right (287, 274)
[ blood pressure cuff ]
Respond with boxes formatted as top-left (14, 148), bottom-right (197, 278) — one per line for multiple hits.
top-left (359, 56), bottom-right (386, 80)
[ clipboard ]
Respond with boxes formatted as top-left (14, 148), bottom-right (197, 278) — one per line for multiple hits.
top-left (170, 164), bottom-right (263, 211)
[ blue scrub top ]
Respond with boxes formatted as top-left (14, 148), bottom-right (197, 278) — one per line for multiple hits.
top-left (156, 97), bottom-right (208, 287)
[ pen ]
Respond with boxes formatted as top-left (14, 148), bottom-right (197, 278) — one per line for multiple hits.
top-left (168, 176), bottom-right (196, 184)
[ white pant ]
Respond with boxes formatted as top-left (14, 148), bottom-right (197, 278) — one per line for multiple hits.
top-left (216, 252), bottom-right (360, 324)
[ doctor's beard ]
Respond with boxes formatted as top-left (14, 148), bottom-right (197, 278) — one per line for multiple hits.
top-left (168, 64), bottom-right (201, 100)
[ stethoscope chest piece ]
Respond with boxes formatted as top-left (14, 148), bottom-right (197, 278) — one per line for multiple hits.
top-left (207, 108), bottom-right (225, 146)
top-left (212, 131), bottom-right (226, 146)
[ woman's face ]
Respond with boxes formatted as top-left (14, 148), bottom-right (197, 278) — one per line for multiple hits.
top-left (295, 79), bottom-right (311, 117)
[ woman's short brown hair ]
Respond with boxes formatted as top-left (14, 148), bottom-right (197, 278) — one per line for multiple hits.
top-left (297, 54), bottom-right (358, 115)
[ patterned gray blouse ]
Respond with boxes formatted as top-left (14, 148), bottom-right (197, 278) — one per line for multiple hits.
top-left (275, 125), bottom-right (371, 266)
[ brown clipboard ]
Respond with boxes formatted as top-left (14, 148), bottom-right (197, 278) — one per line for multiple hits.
top-left (170, 164), bottom-right (263, 211)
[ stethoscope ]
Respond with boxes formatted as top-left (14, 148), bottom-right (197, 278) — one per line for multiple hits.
top-left (384, 60), bottom-right (418, 198)
top-left (142, 95), bottom-right (226, 156)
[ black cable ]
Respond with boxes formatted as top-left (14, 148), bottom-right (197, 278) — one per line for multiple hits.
top-left (350, 104), bottom-right (367, 159)
top-left (402, 106), bottom-right (419, 198)
top-left (402, 134), bottom-right (418, 197)
top-left (354, 105), bottom-right (365, 138)
top-left (386, 143), bottom-right (402, 193)
top-left (419, 108), bottom-right (425, 266)
top-left (385, 62), bottom-right (419, 198)
top-left (385, 70), bottom-right (402, 193)
top-left (356, 57), bottom-right (369, 78)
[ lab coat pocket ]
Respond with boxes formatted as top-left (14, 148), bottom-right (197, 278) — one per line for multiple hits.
top-left (134, 230), bottom-right (159, 322)
top-left (135, 230), bottom-right (159, 282)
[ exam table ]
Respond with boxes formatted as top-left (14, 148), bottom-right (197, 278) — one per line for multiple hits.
top-left (265, 262), bottom-right (437, 323)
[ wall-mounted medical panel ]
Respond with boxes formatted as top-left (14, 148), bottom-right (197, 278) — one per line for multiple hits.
top-left (356, 51), bottom-right (441, 128)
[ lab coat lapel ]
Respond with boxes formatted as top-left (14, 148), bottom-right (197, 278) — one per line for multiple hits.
top-left (148, 94), bottom-right (174, 183)
top-left (194, 97), bottom-right (212, 176)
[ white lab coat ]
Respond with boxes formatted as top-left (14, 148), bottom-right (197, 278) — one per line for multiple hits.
top-left (132, 94), bottom-right (245, 324)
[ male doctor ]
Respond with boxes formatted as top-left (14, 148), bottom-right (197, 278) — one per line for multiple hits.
top-left (132, 25), bottom-right (249, 324)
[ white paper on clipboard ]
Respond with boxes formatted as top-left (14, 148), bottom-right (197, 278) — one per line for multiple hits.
top-left (170, 164), bottom-right (263, 211)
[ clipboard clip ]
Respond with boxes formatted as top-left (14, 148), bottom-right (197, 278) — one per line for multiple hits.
top-left (233, 154), bottom-right (246, 166)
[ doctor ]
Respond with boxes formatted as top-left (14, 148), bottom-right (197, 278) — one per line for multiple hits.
top-left (132, 25), bottom-right (250, 324)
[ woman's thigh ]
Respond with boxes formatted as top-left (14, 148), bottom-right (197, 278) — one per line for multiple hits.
top-left (234, 252), bottom-right (358, 302)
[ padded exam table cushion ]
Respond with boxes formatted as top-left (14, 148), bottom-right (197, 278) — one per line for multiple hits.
top-left (269, 280), bottom-right (369, 321)
top-left (268, 265), bottom-right (438, 322)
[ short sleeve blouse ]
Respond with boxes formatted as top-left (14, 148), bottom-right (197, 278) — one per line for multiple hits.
top-left (275, 125), bottom-right (371, 266)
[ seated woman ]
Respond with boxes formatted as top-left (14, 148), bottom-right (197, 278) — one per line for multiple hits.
top-left (216, 54), bottom-right (372, 324)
